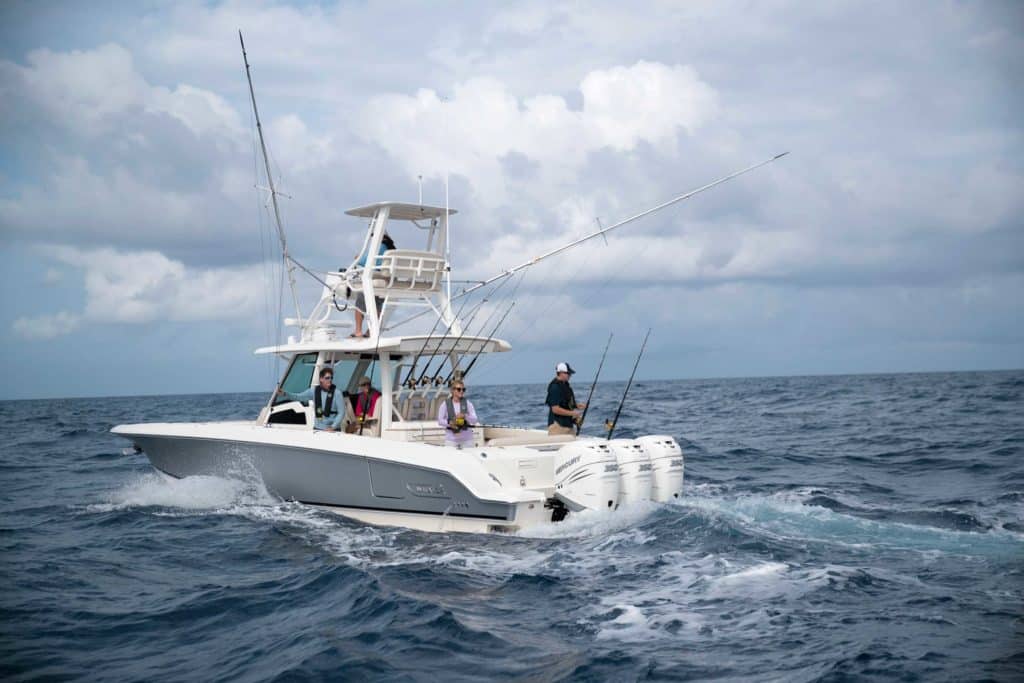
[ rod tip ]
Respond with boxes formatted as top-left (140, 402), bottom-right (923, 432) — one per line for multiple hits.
top-left (774, 151), bottom-right (790, 159)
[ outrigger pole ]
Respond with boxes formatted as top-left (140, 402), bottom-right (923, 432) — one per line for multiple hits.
top-left (240, 31), bottom-right (303, 325)
top-left (606, 328), bottom-right (651, 440)
top-left (455, 153), bottom-right (789, 300)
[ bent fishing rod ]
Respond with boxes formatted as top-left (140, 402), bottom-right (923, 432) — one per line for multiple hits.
top-left (577, 332), bottom-right (613, 436)
top-left (606, 328), bottom-right (651, 440)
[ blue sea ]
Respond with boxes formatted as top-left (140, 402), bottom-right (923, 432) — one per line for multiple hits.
top-left (1, 371), bottom-right (1022, 681)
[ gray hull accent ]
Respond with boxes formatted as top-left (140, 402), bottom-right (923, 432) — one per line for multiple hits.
top-left (134, 435), bottom-right (514, 521)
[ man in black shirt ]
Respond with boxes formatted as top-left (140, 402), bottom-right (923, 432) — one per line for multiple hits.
top-left (546, 362), bottom-right (586, 436)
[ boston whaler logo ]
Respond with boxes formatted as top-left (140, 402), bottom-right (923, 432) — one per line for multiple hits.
top-left (556, 454), bottom-right (581, 477)
top-left (407, 483), bottom-right (449, 498)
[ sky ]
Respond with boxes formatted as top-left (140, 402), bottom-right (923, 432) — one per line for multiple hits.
top-left (1, 0), bottom-right (1022, 400)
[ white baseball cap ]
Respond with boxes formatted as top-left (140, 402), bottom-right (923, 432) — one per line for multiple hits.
top-left (555, 362), bottom-right (575, 375)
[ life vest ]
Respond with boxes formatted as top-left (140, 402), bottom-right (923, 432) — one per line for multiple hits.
top-left (355, 390), bottom-right (380, 419)
top-left (546, 379), bottom-right (577, 427)
top-left (314, 385), bottom-right (338, 419)
top-left (445, 397), bottom-right (470, 432)
top-left (547, 379), bottom-right (577, 409)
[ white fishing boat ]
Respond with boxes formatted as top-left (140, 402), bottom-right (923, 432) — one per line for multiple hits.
top-left (112, 36), bottom-right (784, 534)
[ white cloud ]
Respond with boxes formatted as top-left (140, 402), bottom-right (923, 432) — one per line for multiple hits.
top-left (54, 246), bottom-right (267, 324)
top-left (580, 62), bottom-right (716, 150)
top-left (0, 43), bottom-right (242, 138)
top-left (0, 39), bottom-right (362, 256)
top-left (10, 246), bottom-right (270, 338)
top-left (355, 61), bottom-right (717, 203)
top-left (12, 311), bottom-right (82, 340)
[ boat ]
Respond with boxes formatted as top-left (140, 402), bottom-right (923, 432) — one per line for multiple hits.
top-left (112, 197), bottom-right (686, 533)
top-left (112, 37), bottom-right (784, 534)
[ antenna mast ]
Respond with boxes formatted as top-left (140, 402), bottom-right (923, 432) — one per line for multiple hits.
top-left (444, 172), bottom-right (452, 322)
top-left (239, 31), bottom-right (302, 324)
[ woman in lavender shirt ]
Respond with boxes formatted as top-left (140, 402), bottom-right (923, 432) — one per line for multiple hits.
top-left (437, 380), bottom-right (479, 448)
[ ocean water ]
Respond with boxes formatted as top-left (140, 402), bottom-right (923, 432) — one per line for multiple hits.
top-left (1, 371), bottom-right (1022, 681)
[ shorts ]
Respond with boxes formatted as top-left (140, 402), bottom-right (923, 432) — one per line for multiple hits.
top-left (547, 423), bottom-right (575, 436)
top-left (354, 292), bottom-right (384, 313)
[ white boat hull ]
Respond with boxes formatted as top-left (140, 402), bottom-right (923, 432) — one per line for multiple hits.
top-left (113, 421), bottom-right (684, 533)
top-left (114, 421), bottom-right (546, 532)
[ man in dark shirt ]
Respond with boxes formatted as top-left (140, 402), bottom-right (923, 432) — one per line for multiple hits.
top-left (546, 362), bottom-right (586, 436)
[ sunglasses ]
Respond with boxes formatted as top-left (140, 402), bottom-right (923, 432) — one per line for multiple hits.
top-left (452, 387), bottom-right (466, 392)
top-left (321, 376), bottom-right (333, 381)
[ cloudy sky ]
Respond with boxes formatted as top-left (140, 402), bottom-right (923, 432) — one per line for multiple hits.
top-left (1, 1), bottom-right (1021, 400)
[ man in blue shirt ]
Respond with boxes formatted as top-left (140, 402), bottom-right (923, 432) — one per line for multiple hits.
top-left (353, 232), bottom-right (395, 337)
top-left (277, 367), bottom-right (344, 431)
top-left (546, 362), bottom-right (586, 436)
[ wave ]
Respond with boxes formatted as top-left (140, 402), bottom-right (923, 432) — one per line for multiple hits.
top-left (676, 488), bottom-right (1024, 558)
top-left (88, 470), bottom-right (278, 513)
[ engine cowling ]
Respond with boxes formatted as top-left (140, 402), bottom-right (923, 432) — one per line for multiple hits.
top-left (636, 435), bottom-right (684, 503)
top-left (608, 438), bottom-right (653, 505)
top-left (552, 439), bottom-right (620, 511)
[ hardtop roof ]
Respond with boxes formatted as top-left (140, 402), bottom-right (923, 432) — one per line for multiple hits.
top-left (345, 202), bottom-right (457, 221)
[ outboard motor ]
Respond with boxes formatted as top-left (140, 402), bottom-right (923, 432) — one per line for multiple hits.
top-left (553, 439), bottom-right (620, 512)
top-left (608, 439), bottom-right (653, 505)
top-left (636, 435), bottom-right (684, 503)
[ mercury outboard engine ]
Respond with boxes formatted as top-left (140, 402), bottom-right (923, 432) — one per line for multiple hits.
top-left (608, 439), bottom-right (653, 505)
top-left (552, 439), bottom-right (620, 512)
top-left (636, 435), bottom-right (684, 503)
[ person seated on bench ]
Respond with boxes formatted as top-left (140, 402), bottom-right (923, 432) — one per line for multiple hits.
top-left (437, 380), bottom-right (479, 448)
top-left (349, 376), bottom-right (382, 434)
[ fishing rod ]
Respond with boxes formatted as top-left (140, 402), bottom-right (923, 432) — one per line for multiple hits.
top-left (440, 296), bottom-right (510, 385)
top-left (422, 304), bottom-right (484, 387)
top-left (462, 302), bottom-right (516, 378)
top-left (358, 329), bottom-right (385, 436)
top-left (412, 295), bottom-right (473, 387)
top-left (577, 332), bottom-right (613, 436)
top-left (605, 328), bottom-right (651, 440)
top-left (432, 301), bottom-right (491, 387)
top-left (401, 297), bottom-right (458, 388)
top-left (406, 267), bottom-right (516, 388)
top-left (455, 153), bottom-right (789, 300)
